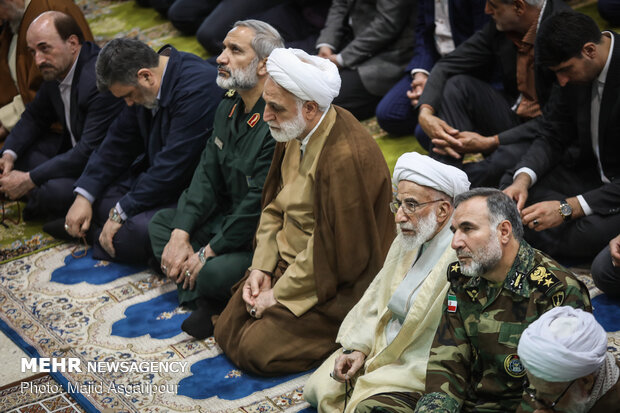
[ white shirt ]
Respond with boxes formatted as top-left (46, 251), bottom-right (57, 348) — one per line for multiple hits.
top-left (59, 52), bottom-right (80, 147)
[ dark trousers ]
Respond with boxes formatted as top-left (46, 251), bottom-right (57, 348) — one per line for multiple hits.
top-left (334, 69), bottom-right (383, 121)
top-left (168, 0), bottom-right (221, 35)
top-left (501, 163), bottom-right (620, 261)
top-left (88, 179), bottom-right (173, 265)
top-left (13, 132), bottom-right (75, 220)
top-left (148, 208), bottom-right (252, 305)
top-left (592, 245), bottom-right (620, 297)
top-left (376, 73), bottom-right (417, 136)
top-left (433, 74), bottom-right (529, 187)
top-left (599, 0), bottom-right (620, 26)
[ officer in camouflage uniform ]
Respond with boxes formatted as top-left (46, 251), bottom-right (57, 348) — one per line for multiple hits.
top-left (148, 20), bottom-right (283, 339)
top-left (356, 188), bottom-right (591, 413)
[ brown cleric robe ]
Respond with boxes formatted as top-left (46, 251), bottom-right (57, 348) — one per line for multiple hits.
top-left (214, 105), bottom-right (395, 376)
top-left (0, 0), bottom-right (93, 127)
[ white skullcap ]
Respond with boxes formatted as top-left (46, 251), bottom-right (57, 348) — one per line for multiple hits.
top-left (518, 306), bottom-right (608, 382)
top-left (392, 152), bottom-right (470, 198)
top-left (266, 48), bottom-right (341, 108)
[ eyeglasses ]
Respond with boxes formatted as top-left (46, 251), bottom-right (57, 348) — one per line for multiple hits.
top-left (389, 198), bottom-right (443, 215)
top-left (523, 376), bottom-right (576, 410)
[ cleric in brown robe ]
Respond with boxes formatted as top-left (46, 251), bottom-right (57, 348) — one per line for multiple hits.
top-left (0, 0), bottom-right (92, 139)
top-left (213, 47), bottom-right (395, 376)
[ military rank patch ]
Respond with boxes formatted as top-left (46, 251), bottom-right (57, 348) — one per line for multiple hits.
top-left (214, 137), bottom-right (224, 150)
top-left (447, 294), bottom-right (457, 313)
top-left (247, 113), bottom-right (260, 128)
top-left (528, 266), bottom-right (561, 295)
top-left (225, 89), bottom-right (236, 98)
top-left (504, 354), bottom-right (526, 378)
top-left (447, 261), bottom-right (462, 281)
top-left (228, 103), bottom-right (237, 118)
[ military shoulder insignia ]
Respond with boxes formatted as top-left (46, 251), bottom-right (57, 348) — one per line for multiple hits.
top-left (247, 113), bottom-right (260, 128)
top-left (504, 354), bottom-right (526, 378)
top-left (552, 291), bottom-right (565, 307)
top-left (527, 266), bottom-right (562, 296)
top-left (447, 261), bottom-right (462, 281)
top-left (224, 89), bottom-right (236, 98)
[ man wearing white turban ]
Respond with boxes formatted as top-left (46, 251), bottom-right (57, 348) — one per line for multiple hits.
top-left (213, 47), bottom-right (395, 375)
top-left (376, 188), bottom-right (590, 413)
top-left (304, 153), bottom-right (470, 412)
top-left (518, 306), bottom-right (620, 413)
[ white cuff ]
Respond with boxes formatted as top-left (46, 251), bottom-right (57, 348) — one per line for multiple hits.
top-left (2, 150), bottom-right (17, 161)
top-left (74, 187), bottom-right (95, 204)
top-left (411, 68), bottom-right (430, 78)
top-left (316, 43), bottom-right (336, 51)
top-left (115, 202), bottom-right (128, 221)
top-left (576, 195), bottom-right (593, 216)
top-left (513, 167), bottom-right (537, 187)
top-left (335, 53), bottom-right (345, 68)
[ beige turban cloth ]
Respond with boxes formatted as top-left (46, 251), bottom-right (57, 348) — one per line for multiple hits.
top-left (518, 306), bottom-right (608, 382)
top-left (392, 152), bottom-right (470, 198)
top-left (266, 48), bottom-right (341, 108)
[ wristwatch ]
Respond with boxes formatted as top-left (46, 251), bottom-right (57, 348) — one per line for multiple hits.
top-left (559, 200), bottom-right (572, 221)
top-left (198, 246), bottom-right (207, 264)
top-left (108, 207), bottom-right (125, 224)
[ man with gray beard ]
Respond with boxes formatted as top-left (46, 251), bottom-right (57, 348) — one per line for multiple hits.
top-left (148, 20), bottom-right (283, 339)
top-left (400, 188), bottom-right (591, 413)
top-left (304, 152), bottom-right (470, 413)
top-left (518, 306), bottom-right (619, 413)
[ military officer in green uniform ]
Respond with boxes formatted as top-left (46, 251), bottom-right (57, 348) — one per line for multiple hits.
top-left (356, 188), bottom-right (591, 413)
top-left (148, 20), bottom-right (284, 339)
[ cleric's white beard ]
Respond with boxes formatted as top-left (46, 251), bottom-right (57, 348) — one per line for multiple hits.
top-left (399, 210), bottom-right (438, 252)
top-left (269, 102), bottom-right (306, 143)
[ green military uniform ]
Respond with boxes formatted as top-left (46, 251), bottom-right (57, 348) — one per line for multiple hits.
top-left (358, 241), bottom-right (591, 413)
top-left (149, 90), bottom-right (275, 306)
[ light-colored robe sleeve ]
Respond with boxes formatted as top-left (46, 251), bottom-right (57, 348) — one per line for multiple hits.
top-left (273, 233), bottom-right (317, 317)
top-left (251, 200), bottom-right (283, 274)
top-left (0, 93), bottom-right (25, 131)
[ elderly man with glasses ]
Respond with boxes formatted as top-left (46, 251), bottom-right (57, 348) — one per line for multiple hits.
top-left (518, 306), bottom-right (619, 413)
top-left (304, 152), bottom-right (470, 412)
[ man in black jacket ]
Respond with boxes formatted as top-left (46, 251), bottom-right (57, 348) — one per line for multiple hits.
top-left (504, 12), bottom-right (620, 260)
top-left (0, 11), bottom-right (123, 220)
top-left (417, 0), bottom-right (569, 187)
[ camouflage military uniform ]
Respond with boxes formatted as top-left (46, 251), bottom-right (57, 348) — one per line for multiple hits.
top-left (409, 240), bottom-right (592, 413)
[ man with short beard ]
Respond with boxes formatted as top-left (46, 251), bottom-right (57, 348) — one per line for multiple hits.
top-left (62, 38), bottom-right (220, 264)
top-left (0, 0), bottom-right (92, 141)
top-left (304, 152), bottom-right (470, 413)
top-left (400, 188), bottom-right (591, 413)
top-left (0, 12), bottom-right (122, 221)
top-left (213, 47), bottom-right (394, 375)
top-left (517, 306), bottom-right (619, 413)
top-left (148, 20), bottom-right (283, 340)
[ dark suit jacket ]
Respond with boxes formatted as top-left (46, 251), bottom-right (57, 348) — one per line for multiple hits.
top-left (2, 42), bottom-right (123, 186)
top-left (316, 0), bottom-right (416, 95)
top-left (407, 0), bottom-right (488, 73)
top-left (75, 46), bottom-right (221, 219)
top-left (0, 0), bottom-right (93, 109)
top-left (515, 32), bottom-right (620, 216)
top-left (418, 0), bottom-right (570, 145)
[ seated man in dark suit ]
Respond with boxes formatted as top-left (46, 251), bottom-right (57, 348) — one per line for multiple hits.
top-left (0, 12), bottom-right (122, 221)
top-left (316, 0), bottom-right (416, 120)
top-left (0, 0), bottom-right (93, 141)
top-left (63, 38), bottom-right (221, 265)
top-left (417, 0), bottom-right (569, 187)
top-left (504, 12), bottom-right (620, 261)
top-left (375, 0), bottom-right (488, 140)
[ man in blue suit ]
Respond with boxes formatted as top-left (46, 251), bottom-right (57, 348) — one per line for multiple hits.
top-left (0, 11), bottom-right (123, 220)
top-left (63, 38), bottom-right (220, 264)
top-left (375, 0), bottom-right (488, 140)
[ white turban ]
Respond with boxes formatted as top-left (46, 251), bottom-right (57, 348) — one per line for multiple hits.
top-left (518, 306), bottom-right (608, 382)
top-left (392, 152), bottom-right (470, 198)
top-left (266, 48), bottom-right (341, 109)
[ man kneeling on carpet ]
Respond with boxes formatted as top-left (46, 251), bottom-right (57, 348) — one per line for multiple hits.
top-left (213, 47), bottom-right (395, 375)
top-left (304, 152), bottom-right (470, 412)
top-left (518, 306), bottom-right (620, 412)
top-left (148, 20), bottom-right (283, 339)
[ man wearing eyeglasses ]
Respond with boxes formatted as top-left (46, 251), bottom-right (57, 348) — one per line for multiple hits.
top-left (379, 188), bottom-right (590, 413)
top-left (518, 306), bottom-right (618, 413)
top-left (304, 152), bottom-right (470, 412)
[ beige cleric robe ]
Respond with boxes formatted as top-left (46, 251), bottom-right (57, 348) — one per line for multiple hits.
top-left (304, 224), bottom-right (456, 412)
top-left (0, 0), bottom-right (93, 130)
top-left (213, 105), bottom-right (395, 376)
